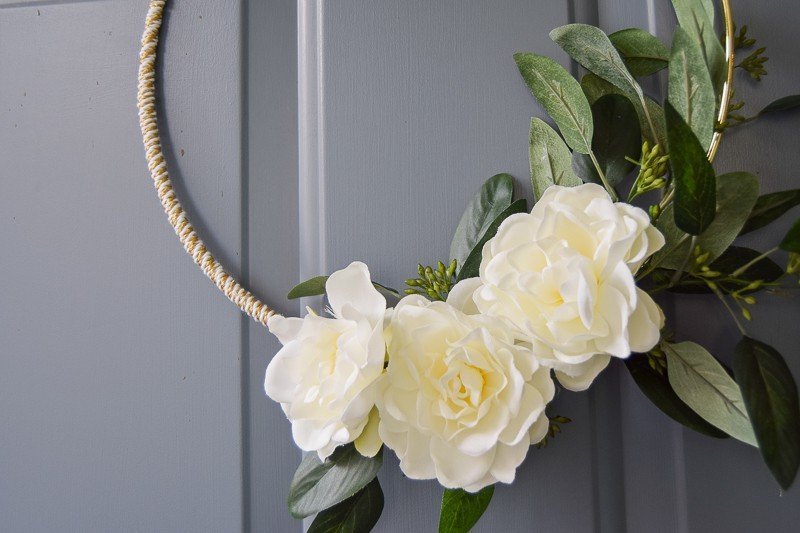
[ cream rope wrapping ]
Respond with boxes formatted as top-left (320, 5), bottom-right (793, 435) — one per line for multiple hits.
top-left (137, 0), bottom-right (278, 325)
top-left (137, 0), bottom-right (733, 327)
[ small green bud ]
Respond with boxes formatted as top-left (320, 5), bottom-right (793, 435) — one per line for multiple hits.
top-left (742, 307), bottom-right (752, 321)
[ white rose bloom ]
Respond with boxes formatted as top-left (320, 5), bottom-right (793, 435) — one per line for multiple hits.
top-left (265, 261), bottom-right (386, 460)
top-left (377, 294), bottom-right (555, 492)
top-left (469, 183), bottom-right (665, 391)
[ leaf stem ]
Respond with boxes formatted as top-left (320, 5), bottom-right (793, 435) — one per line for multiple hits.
top-left (709, 283), bottom-right (747, 335)
top-left (588, 150), bottom-right (618, 201)
top-left (731, 246), bottom-right (780, 277)
top-left (636, 233), bottom-right (691, 280)
top-left (670, 236), bottom-right (697, 287)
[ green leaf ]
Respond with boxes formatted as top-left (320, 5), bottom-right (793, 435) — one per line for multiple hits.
top-left (625, 354), bottom-right (728, 439)
top-left (288, 445), bottom-right (383, 519)
top-left (580, 73), bottom-right (666, 146)
top-left (780, 219), bottom-right (800, 253)
top-left (456, 199), bottom-right (528, 282)
top-left (572, 94), bottom-right (641, 186)
top-left (438, 486), bottom-right (494, 533)
top-left (449, 174), bottom-right (514, 274)
top-left (670, 0), bottom-right (727, 93)
top-left (528, 118), bottom-right (581, 201)
top-left (734, 337), bottom-right (800, 490)
top-left (665, 341), bottom-right (757, 447)
top-left (514, 52), bottom-right (594, 154)
top-left (760, 95), bottom-right (800, 115)
top-left (609, 28), bottom-right (670, 77)
top-left (654, 172), bottom-right (759, 269)
top-left (550, 24), bottom-right (639, 98)
top-left (307, 479), bottom-right (384, 533)
top-left (668, 27), bottom-right (716, 151)
top-left (288, 277), bottom-right (399, 300)
top-left (288, 276), bottom-right (329, 299)
top-left (741, 189), bottom-right (800, 235)
top-left (665, 101), bottom-right (716, 235)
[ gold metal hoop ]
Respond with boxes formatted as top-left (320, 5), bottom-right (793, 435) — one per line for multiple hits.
top-left (137, 0), bottom-right (735, 325)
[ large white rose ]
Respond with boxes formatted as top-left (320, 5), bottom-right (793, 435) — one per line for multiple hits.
top-left (468, 183), bottom-right (665, 391)
top-left (376, 294), bottom-right (555, 492)
top-left (265, 261), bottom-right (386, 460)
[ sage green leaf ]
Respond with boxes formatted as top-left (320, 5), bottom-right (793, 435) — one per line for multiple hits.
top-left (665, 101), bottom-right (716, 235)
top-left (654, 172), bottom-right (759, 269)
top-left (288, 445), bottom-right (383, 519)
top-left (288, 276), bottom-right (329, 299)
top-left (438, 486), bottom-right (494, 533)
top-left (457, 199), bottom-right (527, 282)
top-left (572, 94), bottom-right (641, 186)
top-left (741, 189), bottom-right (800, 235)
top-left (734, 337), bottom-right (800, 490)
top-left (665, 341), bottom-right (757, 446)
top-left (529, 118), bottom-right (581, 201)
top-left (550, 24), bottom-right (638, 97)
top-left (449, 174), bottom-right (514, 273)
top-left (662, 246), bottom-right (784, 294)
top-left (609, 28), bottom-right (670, 77)
top-left (671, 0), bottom-right (727, 93)
top-left (288, 276), bottom-right (399, 300)
top-left (760, 95), bottom-right (800, 115)
top-left (307, 479), bottom-right (384, 533)
top-left (514, 53), bottom-right (594, 154)
top-left (668, 27), bottom-right (716, 151)
top-left (625, 354), bottom-right (728, 439)
top-left (581, 73), bottom-right (666, 147)
top-left (780, 219), bottom-right (800, 253)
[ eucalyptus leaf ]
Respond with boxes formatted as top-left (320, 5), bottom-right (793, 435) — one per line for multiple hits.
top-left (760, 95), bottom-right (800, 115)
top-left (572, 94), bottom-right (641, 187)
top-left (670, 0), bottom-right (727, 93)
top-left (665, 101), bottom-right (716, 236)
top-left (668, 27), bottom-right (716, 151)
top-left (514, 53), bottom-right (594, 154)
top-left (438, 486), bottom-right (495, 533)
top-left (288, 445), bottom-right (383, 519)
top-left (654, 172), bottom-right (759, 269)
top-left (609, 28), bottom-right (670, 77)
top-left (449, 174), bottom-right (514, 273)
top-left (625, 354), bottom-right (728, 439)
top-left (665, 341), bottom-right (757, 447)
top-left (307, 479), bottom-right (384, 533)
top-left (734, 337), bottom-right (800, 490)
top-left (529, 118), bottom-right (581, 201)
top-left (457, 199), bottom-right (528, 282)
top-left (288, 276), bottom-right (399, 300)
top-left (741, 189), bottom-right (800, 235)
top-left (780, 219), bottom-right (800, 253)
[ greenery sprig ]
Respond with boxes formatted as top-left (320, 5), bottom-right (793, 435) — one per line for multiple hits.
top-left (405, 260), bottom-right (457, 301)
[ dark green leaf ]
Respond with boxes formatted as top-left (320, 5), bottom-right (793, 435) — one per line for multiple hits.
top-left (609, 28), bottom-right (669, 77)
top-left (625, 354), bottom-right (728, 438)
top-left (665, 341), bottom-right (757, 446)
top-left (456, 199), bottom-right (528, 282)
top-left (760, 95), bottom-right (800, 115)
top-left (288, 276), bottom-right (329, 299)
top-left (449, 174), bottom-right (514, 274)
top-left (741, 189), bottom-right (800, 235)
top-left (307, 479), bottom-right (384, 533)
top-left (529, 118), bottom-right (581, 201)
top-left (670, 0), bottom-right (727, 93)
top-left (665, 101), bottom-right (716, 235)
top-left (372, 282), bottom-right (400, 298)
top-left (780, 219), bottom-right (800, 253)
top-left (668, 27), bottom-right (716, 151)
top-left (572, 94), bottom-right (641, 186)
top-left (288, 445), bottom-right (383, 519)
top-left (438, 486), bottom-right (494, 533)
top-left (514, 53), bottom-right (594, 154)
top-left (734, 337), bottom-right (800, 490)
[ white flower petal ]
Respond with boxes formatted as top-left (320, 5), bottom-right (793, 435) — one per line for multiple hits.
top-left (326, 261), bottom-right (386, 324)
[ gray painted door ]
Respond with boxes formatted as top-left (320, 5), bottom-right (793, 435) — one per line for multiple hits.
top-left (1, 1), bottom-right (798, 532)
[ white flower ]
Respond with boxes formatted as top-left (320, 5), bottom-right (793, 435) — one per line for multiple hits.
top-left (265, 262), bottom-right (386, 460)
top-left (376, 294), bottom-right (555, 492)
top-left (468, 183), bottom-right (665, 391)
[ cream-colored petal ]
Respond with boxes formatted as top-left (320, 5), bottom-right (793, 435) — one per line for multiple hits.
top-left (354, 407), bottom-right (383, 458)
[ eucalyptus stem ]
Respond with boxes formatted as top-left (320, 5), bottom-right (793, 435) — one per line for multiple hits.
top-left (710, 283), bottom-right (747, 335)
top-left (731, 246), bottom-right (780, 277)
top-left (669, 236), bottom-right (697, 287)
top-left (636, 233), bottom-right (691, 281)
top-left (588, 150), bottom-right (618, 201)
